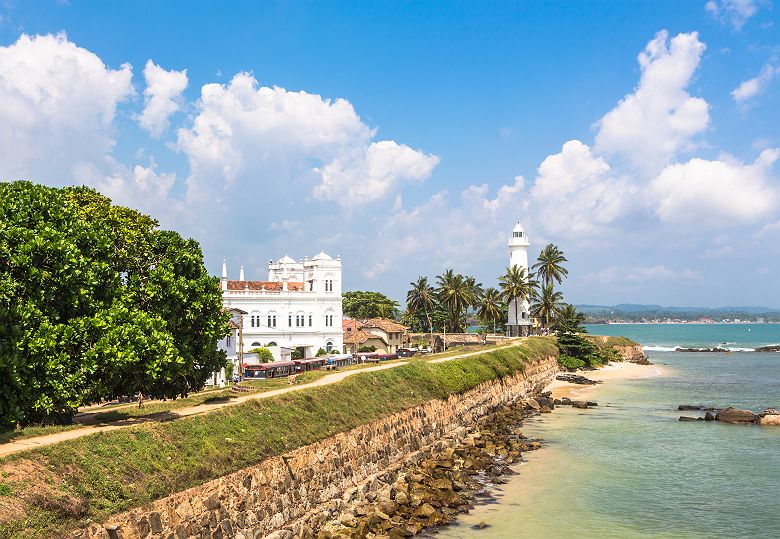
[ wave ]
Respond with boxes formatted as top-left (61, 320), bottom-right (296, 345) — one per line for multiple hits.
top-left (643, 346), bottom-right (679, 352)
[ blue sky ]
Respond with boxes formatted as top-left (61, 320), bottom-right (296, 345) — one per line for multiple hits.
top-left (1, 1), bottom-right (779, 307)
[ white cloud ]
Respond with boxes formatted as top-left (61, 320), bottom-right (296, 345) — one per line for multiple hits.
top-left (731, 63), bottom-right (780, 105)
top-left (139, 60), bottom-right (188, 138)
top-left (0, 33), bottom-right (132, 183)
top-left (527, 140), bottom-right (635, 238)
top-left (705, 0), bottom-right (762, 30)
top-left (595, 30), bottom-right (709, 174)
top-left (649, 149), bottom-right (779, 226)
top-left (176, 73), bottom-right (438, 207)
top-left (364, 177), bottom-right (528, 278)
top-left (313, 140), bottom-right (439, 204)
top-left (583, 265), bottom-right (702, 285)
top-left (701, 245), bottom-right (736, 258)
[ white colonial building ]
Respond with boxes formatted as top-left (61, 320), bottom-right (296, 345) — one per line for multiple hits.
top-left (507, 222), bottom-right (533, 337)
top-left (220, 252), bottom-right (344, 362)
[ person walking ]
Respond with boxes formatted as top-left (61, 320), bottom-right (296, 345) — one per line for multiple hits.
top-left (136, 390), bottom-right (145, 409)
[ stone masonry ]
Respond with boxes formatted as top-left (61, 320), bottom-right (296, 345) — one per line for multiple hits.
top-left (77, 355), bottom-right (559, 539)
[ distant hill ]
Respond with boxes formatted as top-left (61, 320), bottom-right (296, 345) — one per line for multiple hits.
top-left (576, 304), bottom-right (780, 321)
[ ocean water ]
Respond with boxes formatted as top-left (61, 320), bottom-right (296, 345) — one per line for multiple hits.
top-left (439, 324), bottom-right (780, 539)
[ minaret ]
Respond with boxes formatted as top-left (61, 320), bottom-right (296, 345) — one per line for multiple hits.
top-left (507, 222), bottom-right (532, 337)
top-left (221, 259), bottom-right (228, 291)
top-left (239, 265), bottom-right (245, 281)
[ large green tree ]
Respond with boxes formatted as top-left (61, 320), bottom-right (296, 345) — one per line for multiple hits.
top-left (406, 276), bottom-right (436, 335)
top-left (0, 181), bottom-right (228, 427)
top-left (342, 290), bottom-right (399, 319)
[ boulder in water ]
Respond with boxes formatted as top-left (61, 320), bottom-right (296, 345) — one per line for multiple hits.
top-left (715, 408), bottom-right (758, 424)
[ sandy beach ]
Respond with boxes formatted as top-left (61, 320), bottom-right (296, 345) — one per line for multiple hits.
top-left (545, 361), bottom-right (665, 400)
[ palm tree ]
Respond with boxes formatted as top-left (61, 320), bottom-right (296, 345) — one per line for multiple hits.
top-left (436, 269), bottom-right (471, 333)
top-left (498, 265), bottom-right (536, 337)
top-left (531, 283), bottom-right (564, 329)
top-left (463, 275), bottom-right (483, 332)
top-left (532, 244), bottom-right (568, 288)
top-left (555, 303), bottom-right (587, 333)
top-left (406, 276), bottom-right (436, 345)
top-left (477, 287), bottom-right (504, 333)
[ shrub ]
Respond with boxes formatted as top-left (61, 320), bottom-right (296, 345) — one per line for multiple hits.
top-left (315, 347), bottom-right (327, 357)
top-left (558, 355), bottom-right (585, 370)
top-left (358, 346), bottom-right (377, 352)
top-left (248, 347), bottom-right (274, 361)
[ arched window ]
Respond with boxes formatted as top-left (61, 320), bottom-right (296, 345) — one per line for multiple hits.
top-left (326, 341), bottom-right (333, 352)
top-left (267, 311), bottom-right (277, 328)
top-left (266, 341), bottom-right (278, 347)
top-left (251, 341), bottom-right (261, 347)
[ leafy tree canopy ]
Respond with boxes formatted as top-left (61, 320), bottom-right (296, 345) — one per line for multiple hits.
top-left (0, 181), bottom-right (228, 427)
top-left (248, 347), bottom-right (274, 361)
top-left (342, 290), bottom-right (399, 319)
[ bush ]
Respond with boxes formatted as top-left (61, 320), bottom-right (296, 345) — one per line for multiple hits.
top-left (358, 346), bottom-right (377, 352)
top-left (315, 347), bottom-right (327, 357)
top-left (291, 350), bottom-right (303, 360)
top-left (248, 347), bottom-right (274, 361)
top-left (558, 355), bottom-right (585, 370)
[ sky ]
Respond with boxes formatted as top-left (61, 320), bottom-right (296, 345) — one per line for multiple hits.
top-left (0, 0), bottom-right (779, 308)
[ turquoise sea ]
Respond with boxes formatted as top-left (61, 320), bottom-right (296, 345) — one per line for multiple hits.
top-left (439, 324), bottom-right (780, 539)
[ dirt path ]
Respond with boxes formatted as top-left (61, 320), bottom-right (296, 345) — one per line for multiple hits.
top-left (0, 342), bottom-right (524, 458)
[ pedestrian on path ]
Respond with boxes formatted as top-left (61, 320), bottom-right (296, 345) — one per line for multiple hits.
top-left (136, 391), bottom-right (145, 409)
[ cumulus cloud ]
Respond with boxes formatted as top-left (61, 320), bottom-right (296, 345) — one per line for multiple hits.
top-left (705, 0), bottom-right (762, 30)
top-left (595, 30), bottom-right (709, 174)
top-left (731, 63), bottom-right (780, 105)
top-left (138, 60), bottom-right (188, 138)
top-left (176, 73), bottom-right (438, 206)
top-left (527, 140), bottom-right (635, 238)
top-left (0, 33), bottom-right (132, 183)
top-left (649, 149), bottom-right (779, 226)
top-left (313, 140), bottom-right (439, 204)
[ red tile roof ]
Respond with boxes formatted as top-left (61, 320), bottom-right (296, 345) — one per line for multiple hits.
top-left (226, 281), bottom-right (304, 291)
top-left (361, 318), bottom-right (408, 333)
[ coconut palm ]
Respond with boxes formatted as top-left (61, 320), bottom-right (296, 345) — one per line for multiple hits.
top-left (498, 265), bottom-right (536, 337)
top-left (463, 275), bottom-right (483, 332)
top-left (532, 244), bottom-right (568, 288)
top-left (436, 269), bottom-right (471, 333)
top-left (406, 276), bottom-right (436, 334)
top-left (477, 287), bottom-right (504, 333)
top-left (531, 283), bottom-right (564, 329)
top-left (555, 303), bottom-right (587, 333)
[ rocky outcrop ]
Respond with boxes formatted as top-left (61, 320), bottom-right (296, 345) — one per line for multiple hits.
top-left (675, 347), bottom-right (730, 353)
top-left (613, 344), bottom-right (650, 364)
top-left (754, 345), bottom-right (780, 352)
top-left (714, 408), bottom-right (758, 424)
top-left (78, 355), bottom-right (558, 539)
top-left (556, 374), bottom-right (600, 385)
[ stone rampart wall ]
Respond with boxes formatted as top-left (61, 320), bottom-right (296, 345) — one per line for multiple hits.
top-left (80, 355), bottom-right (558, 539)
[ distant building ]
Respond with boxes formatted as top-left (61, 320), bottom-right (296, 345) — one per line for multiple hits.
top-left (506, 222), bottom-right (533, 337)
top-left (343, 318), bottom-right (408, 354)
top-left (220, 252), bottom-right (344, 360)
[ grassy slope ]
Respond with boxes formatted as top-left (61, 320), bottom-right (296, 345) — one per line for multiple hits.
top-left (586, 335), bottom-right (638, 349)
top-left (0, 338), bottom-right (557, 538)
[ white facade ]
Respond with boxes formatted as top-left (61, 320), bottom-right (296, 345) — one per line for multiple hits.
top-left (507, 222), bottom-right (533, 337)
top-left (220, 252), bottom-right (344, 360)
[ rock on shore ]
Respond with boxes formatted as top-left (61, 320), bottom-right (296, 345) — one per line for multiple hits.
top-left (317, 398), bottom-right (548, 537)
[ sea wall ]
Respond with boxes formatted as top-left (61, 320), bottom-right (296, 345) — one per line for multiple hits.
top-left (78, 355), bottom-right (558, 539)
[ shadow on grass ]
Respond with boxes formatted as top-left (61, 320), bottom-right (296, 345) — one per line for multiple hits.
top-left (202, 395), bottom-right (235, 405)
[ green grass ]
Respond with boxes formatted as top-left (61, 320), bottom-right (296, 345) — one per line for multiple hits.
top-left (0, 337), bottom-right (557, 539)
top-left (586, 335), bottom-right (639, 349)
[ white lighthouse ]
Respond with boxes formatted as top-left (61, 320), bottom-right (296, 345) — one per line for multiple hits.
top-left (507, 222), bottom-right (533, 337)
